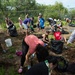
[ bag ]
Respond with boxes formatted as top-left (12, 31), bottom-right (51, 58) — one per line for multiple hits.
top-left (56, 56), bottom-right (68, 72)
top-left (67, 63), bottom-right (75, 74)
top-left (61, 29), bottom-right (69, 34)
top-left (50, 40), bottom-right (64, 54)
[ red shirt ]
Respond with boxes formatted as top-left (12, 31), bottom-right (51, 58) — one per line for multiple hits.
top-left (54, 32), bottom-right (61, 40)
top-left (24, 35), bottom-right (44, 54)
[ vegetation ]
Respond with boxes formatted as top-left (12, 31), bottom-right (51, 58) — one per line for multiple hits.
top-left (0, 0), bottom-right (75, 24)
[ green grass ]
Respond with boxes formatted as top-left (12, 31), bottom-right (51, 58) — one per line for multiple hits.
top-left (0, 67), bottom-right (5, 75)
top-left (8, 46), bottom-right (16, 53)
top-left (0, 66), bottom-right (19, 75)
top-left (48, 34), bottom-right (55, 40)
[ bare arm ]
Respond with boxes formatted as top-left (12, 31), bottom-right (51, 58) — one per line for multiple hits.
top-left (42, 34), bottom-right (48, 43)
top-left (25, 50), bottom-right (31, 63)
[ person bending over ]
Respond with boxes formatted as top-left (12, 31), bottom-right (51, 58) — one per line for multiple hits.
top-left (18, 34), bottom-right (49, 73)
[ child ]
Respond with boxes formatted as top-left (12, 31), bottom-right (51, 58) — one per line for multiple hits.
top-left (42, 30), bottom-right (50, 43)
top-left (18, 17), bottom-right (23, 34)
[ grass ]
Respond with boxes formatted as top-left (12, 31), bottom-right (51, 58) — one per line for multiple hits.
top-left (0, 66), bottom-right (19, 75)
top-left (0, 67), bottom-right (5, 75)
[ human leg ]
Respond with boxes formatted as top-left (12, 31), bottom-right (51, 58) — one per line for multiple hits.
top-left (18, 40), bottom-right (29, 73)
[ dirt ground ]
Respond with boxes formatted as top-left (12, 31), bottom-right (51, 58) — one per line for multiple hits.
top-left (0, 26), bottom-right (75, 75)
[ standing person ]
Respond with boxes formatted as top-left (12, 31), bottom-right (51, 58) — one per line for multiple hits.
top-left (30, 17), bottom-right (34, 32)
top-left (25, 56), bottom-right (57, 75)
top-left (18, 17), bottom-right (23, 34)
top-left (22, 16), bottom-right (31, 36)
top-left (39, 14), bottom-right (45, 32)
top-left (18, 33), bottom-right (49, 73)
top-left (36, 14), bottom-right (40, 31)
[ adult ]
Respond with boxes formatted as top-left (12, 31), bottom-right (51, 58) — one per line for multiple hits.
top-left (18, 33), bottom-right (49, 73)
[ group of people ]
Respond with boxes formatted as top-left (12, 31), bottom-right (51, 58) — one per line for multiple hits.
top-left (18, 13), bottom-right (45, 36)
top-left (1, 14), bottom-right (75, 75)
top-left (18, 29), bottom-right (75, 75)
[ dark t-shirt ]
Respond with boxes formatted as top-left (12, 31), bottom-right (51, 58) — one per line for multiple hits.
top-left (25, 62), bottom-right (48, 75)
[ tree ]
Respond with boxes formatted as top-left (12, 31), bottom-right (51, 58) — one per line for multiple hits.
top-left (44, 1), bottom-right (68, 20)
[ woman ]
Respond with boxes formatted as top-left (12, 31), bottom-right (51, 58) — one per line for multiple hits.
top-left (18, 34), bottom-right (49, 73)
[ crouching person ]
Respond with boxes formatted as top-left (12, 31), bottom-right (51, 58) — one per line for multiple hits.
top-left (25, 56), bottom-right (57, 75)
top-left (18, 33), bottom-right (49, 73)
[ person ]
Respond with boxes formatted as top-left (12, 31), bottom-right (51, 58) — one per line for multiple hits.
top-left (18, 17), bottom-right (23, 34)
top-left (5, 17), bottom-right (18, 37)
top-left (42, 30), bottom-right (50, 43)
top-left (39, 14), bottom-right (45, 31)
top-left (22, 16), bottom-right (31, 36)
top-left (53, 28), bottom-right (66, 42)
top-left (18, 33), bottom-right (49, 73)
top-left (5, 17), bottom-right (14, 28)
top-left (67, 30), bottom-right (75, 44)
top-left (25, 55), bottom-right (57, 75)
top-left (5, 17), bottom-right (14, 35)
top-left (30, 17), bottom-right (34, 32)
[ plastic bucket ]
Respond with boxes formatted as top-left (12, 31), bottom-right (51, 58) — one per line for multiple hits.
top-left (5, 38), bottom-right (12, 47)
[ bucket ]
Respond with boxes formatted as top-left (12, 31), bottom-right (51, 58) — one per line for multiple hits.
top-left (5, 38), bottom-right (12, 47)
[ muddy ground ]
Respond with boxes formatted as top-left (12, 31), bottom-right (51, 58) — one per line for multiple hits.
top-left (0, 26), bottom-right (75, 75)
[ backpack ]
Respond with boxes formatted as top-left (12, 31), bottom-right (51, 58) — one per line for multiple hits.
top-left (56, 56), bottom-right (68, 72)
top-left (8, 25), bottom-right (18, 37)
top-left (50, 40), bottom-right (64, 54)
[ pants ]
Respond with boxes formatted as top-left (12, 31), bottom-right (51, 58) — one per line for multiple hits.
top-left (21, 40), bottom-right (29, 66)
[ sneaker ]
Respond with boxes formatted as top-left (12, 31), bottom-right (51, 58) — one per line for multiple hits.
top-left (18, 68), bottom-right (23, 73)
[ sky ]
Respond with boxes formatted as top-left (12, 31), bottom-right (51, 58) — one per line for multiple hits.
top-left (36, 0), bottom-right (75, 8)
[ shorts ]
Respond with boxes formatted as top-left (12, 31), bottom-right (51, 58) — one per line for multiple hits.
top-left (22, 23), bottom-right (28, 29)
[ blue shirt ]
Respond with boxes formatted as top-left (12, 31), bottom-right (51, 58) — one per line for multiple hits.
top-left (39, 18), bottom-right (45, 27)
